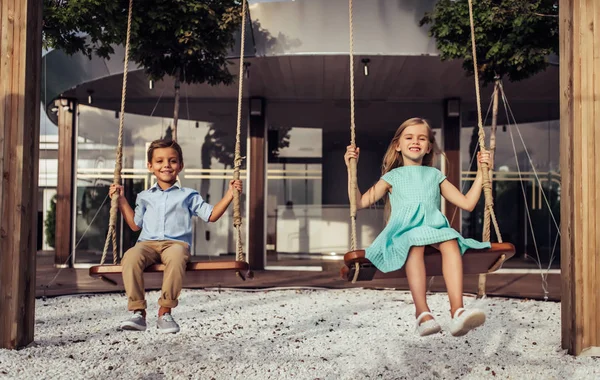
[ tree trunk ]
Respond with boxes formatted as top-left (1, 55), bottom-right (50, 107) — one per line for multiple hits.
top-left (477, 77), bottom-right (500, 298)
top-left (172, 68), bottom-right (181, 142)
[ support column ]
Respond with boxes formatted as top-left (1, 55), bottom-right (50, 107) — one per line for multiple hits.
top-left (55, 98), bottom-right (77, 267)
top-left (560, 0), bottom-right (600, 356)
top-left (247, 98), bottom-right (266, 270)
top-left (443, 98), bottom-right (462, 232)
top-left (0, 0), bottom-right (42, 349)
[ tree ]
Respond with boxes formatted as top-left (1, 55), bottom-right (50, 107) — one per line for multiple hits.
top-left (420, 0), bottom-right (558, 295)
top-left (420, 0), bottom-right (558, 166)
top-left (43, 0), bottom-right (244, 141)
top-left (420, 0), bottom-right (558, 214)
top-left (420, 0), bottom-right (558, 85)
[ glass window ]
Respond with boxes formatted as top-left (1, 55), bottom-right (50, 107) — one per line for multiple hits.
top-left (73, 105), bottom-right (246, 265)
top-left (460, 120), bottom-right (560, 269)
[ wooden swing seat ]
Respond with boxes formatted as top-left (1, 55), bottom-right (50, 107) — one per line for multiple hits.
top-left (89, 260), bottom-right (250, 285)
top-left (340, 242), bottom-right (515, 282)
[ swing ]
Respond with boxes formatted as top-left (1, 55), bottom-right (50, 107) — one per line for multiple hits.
top-left (341, 0), bottom-right (515, 283)
top-left (89, 0), bottom-right (252, 284)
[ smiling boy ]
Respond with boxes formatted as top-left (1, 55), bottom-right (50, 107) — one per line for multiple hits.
top-left (109, 139), bottom-right (242, 333)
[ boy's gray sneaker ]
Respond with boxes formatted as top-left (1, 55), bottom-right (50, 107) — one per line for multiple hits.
top-left (120, 311), bottom-right (147, 331)
top-left (157, 313), bottom-right (180, 334)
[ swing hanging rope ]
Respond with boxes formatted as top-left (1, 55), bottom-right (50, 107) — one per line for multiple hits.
top-left (101, 0), bottom-right (134, 265)
top-left (347, 0), bottom-right (504, 254)
top-left (100, 0), bottom-right (249, 273)
top-left (233, 0), bottom-right (249, 278)
top-left (348, 0), bottom-right (358, 252)
top-left (467, 0), bottom-right (503, 244)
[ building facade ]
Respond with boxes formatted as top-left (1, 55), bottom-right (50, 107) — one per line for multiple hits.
top-left (40, 0), bottom-right (560, 272)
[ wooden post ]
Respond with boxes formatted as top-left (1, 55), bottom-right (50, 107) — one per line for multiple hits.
top-left (443, 98), bottom-right (462, 232)
top-left (55, 98), bottom-right (77, 267)
top-left (0, 0), bottom-right (42, 349)
top-left (247, 97), bottom-right (266, 270)
top-left (560, 0), bottom-right (600, 356)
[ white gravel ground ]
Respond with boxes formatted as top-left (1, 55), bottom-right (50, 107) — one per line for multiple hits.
top-left (0, 288), bottom-right (597, 380)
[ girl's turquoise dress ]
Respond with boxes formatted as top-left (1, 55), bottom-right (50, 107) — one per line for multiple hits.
top-left (365, 165), bottom-right (491, 273)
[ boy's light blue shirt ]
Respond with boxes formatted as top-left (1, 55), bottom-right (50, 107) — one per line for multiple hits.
top-left (134, 182), bottom-right (214, 247)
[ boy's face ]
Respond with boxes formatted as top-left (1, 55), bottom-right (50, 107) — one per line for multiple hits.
top-left (147, 147), bottom-right (183, 185)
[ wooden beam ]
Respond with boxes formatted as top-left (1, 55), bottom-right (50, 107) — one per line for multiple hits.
top-left (560, 0), bottom-right (600, 356)
top-left (247, 98), bottom-right (266, 270)
top-left (0, 0), bottom-right (42, 349)
top-left (54, 99), bottom-right (76, 267)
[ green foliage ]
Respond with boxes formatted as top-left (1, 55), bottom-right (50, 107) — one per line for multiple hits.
top-left (44, 194), bottom-right (57, 248)
top-left (43, 0), bottom-right (243, 85)
top-left (420, 0), bottom-right (558, 84)
top-left (43, 0), bottom-right (124, 58)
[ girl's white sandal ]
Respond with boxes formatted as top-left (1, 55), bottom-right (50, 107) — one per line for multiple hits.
top-left (449, 307), bottom-right (486, 336)
top-left (416, 311), bottom-right (442, 336)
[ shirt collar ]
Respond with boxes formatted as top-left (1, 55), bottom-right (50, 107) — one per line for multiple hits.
top-left (149, 181), bottom-right (182, 192)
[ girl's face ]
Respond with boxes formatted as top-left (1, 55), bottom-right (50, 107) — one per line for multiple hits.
top-left (396, 123), bottom-right (432, 165)
top-left (147, 147), bottom-right (183, 187)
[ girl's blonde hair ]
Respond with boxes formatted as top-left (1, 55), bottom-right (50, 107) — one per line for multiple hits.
top-left (381, 117), bottom-right (442, 221)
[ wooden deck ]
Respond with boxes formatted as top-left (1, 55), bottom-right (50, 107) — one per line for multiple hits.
top-left (35, 252), bottom-right (561, 301)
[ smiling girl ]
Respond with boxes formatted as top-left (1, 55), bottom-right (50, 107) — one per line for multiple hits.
top-left (344, 117), bottom-right (491, 337)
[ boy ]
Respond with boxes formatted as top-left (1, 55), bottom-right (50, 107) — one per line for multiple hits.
top-left (109, 139), bottom-right (242, 333)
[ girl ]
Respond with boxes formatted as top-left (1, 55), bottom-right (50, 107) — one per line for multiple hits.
top-left (344, 117), bottom-right (491, 337)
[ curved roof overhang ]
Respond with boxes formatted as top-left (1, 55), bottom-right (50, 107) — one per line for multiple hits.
top-left (42, 0), bottom-right (558, 131)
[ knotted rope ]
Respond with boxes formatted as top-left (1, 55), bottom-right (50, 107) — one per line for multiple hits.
top-left (101, 0), bottom-right (134, 265)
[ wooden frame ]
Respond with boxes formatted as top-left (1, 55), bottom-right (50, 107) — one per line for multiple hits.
top-left (559, 0), bottom-right (600, 356)
top-left (0, 0), bottom-right (42, 349)
top-left (55, 98), bottom-right (77, 267)
top-left (1, 0), bottom-right (598, 356)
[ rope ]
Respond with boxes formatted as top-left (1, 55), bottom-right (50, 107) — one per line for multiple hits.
top-left (348, 0), bottom-right (358, 251)
top-left (501, 85), bottom-right (554, 300)
top-left (449, 91), bottom-right (495, 227)
top-left (233, 0), bottom-right (248, 277)
top-left (101, 0), bottom-right (134, 265)
top-left (500, 82), bottom-right (561, 234)
top-left (467, 0), bottom-right (502, 244)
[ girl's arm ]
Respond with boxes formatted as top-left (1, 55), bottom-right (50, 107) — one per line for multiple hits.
top-left (440, 150), bottom-right (492, 212)
top-left (109, 184), bottom-right (140, 231)
top-left (344, 145), bottom-right (391, 210)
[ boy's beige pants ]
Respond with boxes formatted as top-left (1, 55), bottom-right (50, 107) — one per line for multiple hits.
top-left (121, 240), bottom-right (190, 311)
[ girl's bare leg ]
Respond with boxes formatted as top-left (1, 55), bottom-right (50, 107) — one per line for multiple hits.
top-left (437, 239), bottom-right (464, 317)
top-left (405, 246), bottom-right (431, 322)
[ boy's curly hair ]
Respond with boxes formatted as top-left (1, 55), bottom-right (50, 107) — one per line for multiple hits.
top-left (147, 139), bottom-right (184, 164)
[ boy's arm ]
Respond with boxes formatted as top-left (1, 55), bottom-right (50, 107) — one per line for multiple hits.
top-left (118, 197), bottom-right (141, 231)
top-left (190, 180), bottom-right (241, 223)
top-left (208, 189), bottom-right (234, 222)
top-left (110, 184), bottom-right (141, 231)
